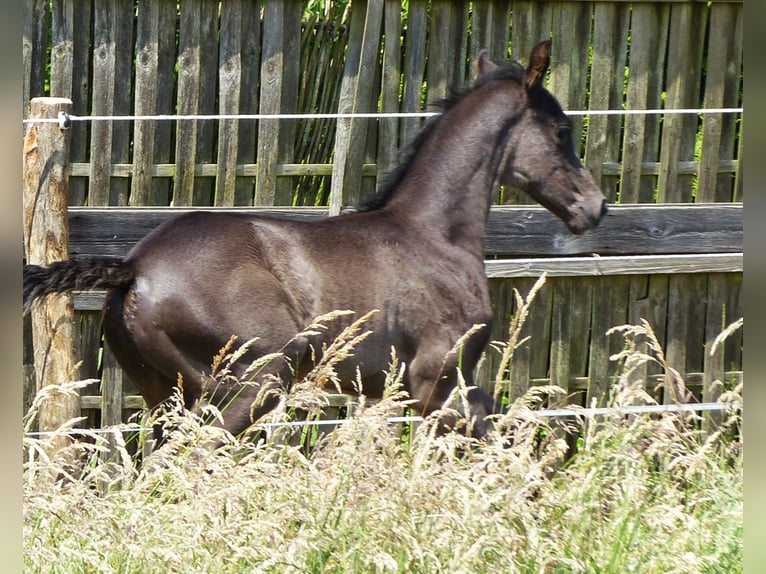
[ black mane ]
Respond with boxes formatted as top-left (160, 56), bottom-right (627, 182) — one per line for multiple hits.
top-left (353, 61), bottom-right (525, 213)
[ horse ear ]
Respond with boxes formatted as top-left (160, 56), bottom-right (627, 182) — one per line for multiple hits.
top-left (525, 39), bottom-right (551, 89)
top-left (472, 49), bottom-right (498, 81)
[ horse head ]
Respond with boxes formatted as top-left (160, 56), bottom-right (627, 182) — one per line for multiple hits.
top-left (476, 40), bottom-right (608, 234)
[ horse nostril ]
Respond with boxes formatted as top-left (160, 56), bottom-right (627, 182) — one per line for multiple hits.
top-left (600, 200), bottom-right (608, 217)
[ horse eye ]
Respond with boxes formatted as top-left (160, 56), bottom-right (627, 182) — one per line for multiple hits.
top-left (556, 125), bottom-right (571, 141)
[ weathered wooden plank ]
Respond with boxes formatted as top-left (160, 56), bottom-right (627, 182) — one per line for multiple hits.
top-left (74, 313), bottom-right (103, 429)
top-left (585, 3), bottom-right (630, 203)
top-left (277, 1), bottom-right (303, 204)
top-left (665, 273), bottom-right (707, 402)
top-left (503, 278), bottom-right (539, 403)
top-left (526, 278), bottom-right (554, 388)
top-left (510, 1), bottom-right (552, 64)
top-left (66, 207), bottom-right (330, 258)
top-left (131, 0), bottom-right (161, 206)
top-left (329, 0), bottom-right (384, 212)
top-left (234, 0), bottom-right (261, 206)
top-left (215, 0), bottom-right (244, 206)
top-left (49, 0), bottom-right (88, 207)
top-left (619, 2), bottom-right (669, 203)
top-left (151, 1), bottom-right (178, 206)
top-left (378, 1), bottom-right (403, 177)
top-left (702, 273), bottom-right (728, 431)
top-left (23, 0), bottom-right (50, 116)
top-left (174, 0), bottom-right (203, 206)
top-left (697, 2), bottom-right (743, 203)
top-left (89, 0), bottom-right (119, 206)
top-left (549, 277), bottom-right (575, 401)
top-left (484, 254), bottom-right (742, 278)
top-left (479, 278), bottom-right (515, 399)
top-left (101, 345), bottom-right (124, 427)
top-left (549, 1), bottom-right (591, 156)
top-left (111, 0), bottom-right (134, 206)
top-left (483, 204), bottom-right (743, 256)
top-left (399, 0), bottom-right (428, 144)
top-left (67, 158), bottom-right (740, 180)
top-left (569, 278), bottom-right (595, 399)
top-left (657, 2), bottom-right (707, 203)
top-left (192, 0), bottom-right (220, 206)
top-left (62, 203), bottom-right (743, 259)
top-left (470, 0), bottom-right (510, 65)
top-left (733, 123), bottom-right (743, 202)
top-left (256, 0), bottom-right (302, 206)
top-left (587, 275), bottom-right (630, 405)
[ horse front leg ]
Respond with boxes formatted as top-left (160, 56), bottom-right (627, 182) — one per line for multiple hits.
top-left (407, 341), bottom-right (495, 440)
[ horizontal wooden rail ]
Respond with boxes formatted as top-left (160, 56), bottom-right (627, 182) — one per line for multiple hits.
top-left (67, 159), bottom-right (738, 179)
top-left (66, 203), bottom-right (742, 259)
top-left (59, 203), bottom-right (743, 311)
top-left (70, 250), bottom-right (741, 310)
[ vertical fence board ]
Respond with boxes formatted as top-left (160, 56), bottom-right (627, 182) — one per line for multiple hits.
top-left (215, 0), bottom-right (244, 206)
top-left (192, 0), bottom-right (220, 206)
top-left (425, 0), bottom-right (464, 103)
top-left (697, 3), bottom-right (743, 203)
top-left (131, 0), bottom-right (161, 206)
top-left (471, 1), bottom-right (495, 61)
top-left (50, 0), bottom-right (89, 207)
top-left (75, 313), bottom-right (103, 429)
top-left (23, 0), bottom-right (50, 116)
top-left (399, 0), bottom-right (428, 144)
top-left (587, 276), bottom-right (630, 405)
top-left (549, 1), bottom-right (591, 156)
top-left (256, 0), bottom-right (301, 206)
top-left (585, 3), bottom-right (629, 203)
top-left (330, 0), bottom-right (384, 212)
top-left (510, 1), bottom-right (552, 63)
top-left (174, 0), bottom-right (203, 206)
top-left (733, 117), bottom-right (743, 202)
top-left (235, 1), bottom-right (262, 206)
top-left (665, 274), bottom-right (707, 402)
top-left (481, 278), bottom-right (514, 400)
top-left (111, 0), bottom-right (134, 206)
top-left (151, 1), bottom-right (178, 206)
top-left (702, 273), bottom-right (727, 431)
top-left (507, 278), bottom-right (537, 403)
top-left (101, 347), bottom-right (124, 427)
top-left (549, 278), bottom-right (574, 400)
top-left (657, 3), bottom-right (707, 204)
top-left (378, 0), bottom-right (403, 177)
top-left (619, 3), bottom-right (669, 203)
top-left (69, 0), bottom-right (92, 206)
top-left (569, 279), bottom-right (594, 402)
top-left (473, 0), bottom-right (510, 63)
top-left (89, 0), bottom-right (119, 206)
top-left (505, 1), bottom-right (552, 207)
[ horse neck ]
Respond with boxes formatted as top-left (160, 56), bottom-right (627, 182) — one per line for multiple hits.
top-left (385, 88), bottom-right (520, 257)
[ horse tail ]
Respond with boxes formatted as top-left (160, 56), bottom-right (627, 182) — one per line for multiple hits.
top-left (23, 258), bottom-right (134, 315)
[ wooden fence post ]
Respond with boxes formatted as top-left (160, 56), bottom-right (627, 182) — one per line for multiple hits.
top-left (23, 97), bottom-right (80, 441)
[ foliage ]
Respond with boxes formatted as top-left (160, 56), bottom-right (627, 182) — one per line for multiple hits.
top-left (23, 291), bottom-right (742, 573)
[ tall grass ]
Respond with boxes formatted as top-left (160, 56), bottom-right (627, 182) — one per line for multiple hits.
top-left (23, 302), bottom-right (742, 573)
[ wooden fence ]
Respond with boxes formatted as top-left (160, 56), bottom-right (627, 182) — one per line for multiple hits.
top-left (22, 0), bottom-right (743, 431)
